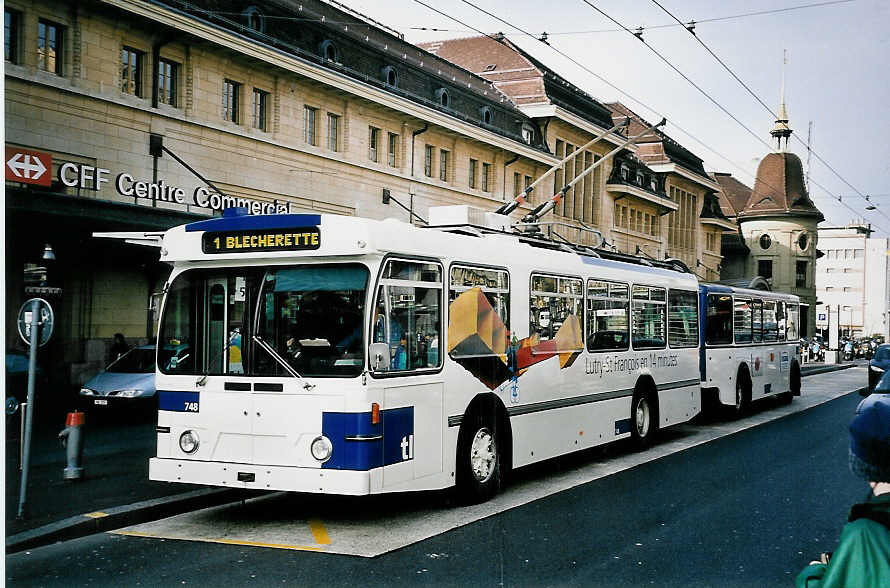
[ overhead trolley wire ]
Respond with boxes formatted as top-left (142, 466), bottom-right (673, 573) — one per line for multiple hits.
top-left (649, 0), bottom-right (889, 227)
top-left (415, 0), bottom-right (890, 236)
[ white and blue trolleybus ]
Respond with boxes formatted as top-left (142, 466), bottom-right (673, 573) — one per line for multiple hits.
top-left (698, 283), bottom-right (801, 416)
top-left (148, 205), bottom-right (704, 501)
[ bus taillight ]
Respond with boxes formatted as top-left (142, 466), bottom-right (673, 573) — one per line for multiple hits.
top-left (371, 402), bottom-right (380, 425)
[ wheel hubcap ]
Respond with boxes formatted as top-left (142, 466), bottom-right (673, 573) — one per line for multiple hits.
top-left (470, 427), bottom-right (496, 483)
top-left (736, 380), bottom-right (743, 410)
top-left (635, 398), bottom-right (650, 437)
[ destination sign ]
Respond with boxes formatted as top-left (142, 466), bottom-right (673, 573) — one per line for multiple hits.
top-left (202, 227), bottom-right (321, 254)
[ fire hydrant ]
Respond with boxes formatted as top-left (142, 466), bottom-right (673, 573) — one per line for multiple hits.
top-left (58, 411), bottom-right (85, 480)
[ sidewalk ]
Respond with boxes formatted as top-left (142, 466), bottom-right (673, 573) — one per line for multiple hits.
top-left (4, 362), bottom-right (862, 553)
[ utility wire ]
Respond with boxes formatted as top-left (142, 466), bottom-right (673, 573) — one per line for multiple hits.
top-left (419, 0), bottom-right (889, 235)
top-left (409, 1), bottom-right (854, 36)
top-left (649, 0), bottom-right (886, 224)
top-left (578, 0), bottom-right (889, 232)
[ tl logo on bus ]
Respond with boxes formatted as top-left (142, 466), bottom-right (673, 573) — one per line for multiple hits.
top-left (400, 435), bottom-right (414, 460)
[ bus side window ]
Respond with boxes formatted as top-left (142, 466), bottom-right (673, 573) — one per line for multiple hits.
top-left (706, 294), bottom-right (733, 345)
top-left (734, 298), bottom-right (752, 344)
top-left (752, 299), bottom-right (763, 343)
top-left (530, 274), bottom-right (583, 348)
top-left (449, 265), bottom-right (510, 362)
top-left (586, 280), bottom-right (629, 351)
top-left (632, 285), bottom-right (666, 349)
top-left (372, 259), bottom-right (442, 373)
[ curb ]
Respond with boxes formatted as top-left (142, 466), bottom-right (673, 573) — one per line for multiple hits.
top-left (801, 363), bottom-right (857, 377)
top-left (6, 488), bottom-right (256, 554)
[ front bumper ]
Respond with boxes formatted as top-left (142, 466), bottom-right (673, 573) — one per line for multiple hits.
top-left (149, 457), bottom-right (373, 495)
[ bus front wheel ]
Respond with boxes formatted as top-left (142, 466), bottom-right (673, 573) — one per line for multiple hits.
top-left (456, 411), bottom-right (503, 504)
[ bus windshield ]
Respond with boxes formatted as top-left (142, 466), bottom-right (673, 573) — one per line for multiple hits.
top-left (158, 264), bottom-right (368, 378)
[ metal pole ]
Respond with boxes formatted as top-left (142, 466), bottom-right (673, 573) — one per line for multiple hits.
top-left (19, 402), bottom-right (27, 470)
top-left (17, 299), bottom-right (40, 519)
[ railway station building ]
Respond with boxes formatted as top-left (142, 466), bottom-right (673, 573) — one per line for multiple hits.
top-left (5, 0), bottom-right (733, 392)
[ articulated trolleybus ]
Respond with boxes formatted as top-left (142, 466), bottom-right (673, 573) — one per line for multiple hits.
top-left (699, 283), bottom-right (801, 416)
top-left (149, 205), bottom-right (703, 502)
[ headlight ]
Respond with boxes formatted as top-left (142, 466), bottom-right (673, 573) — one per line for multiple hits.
top-left (871, 365), bottom-right (885, 373)
top-left (79, 388), bottom-right (94, 396)
top-left (179, 430), bottom-right (200, 454)
top-left (310, 436), bottom-right (333, 462)
top-left (116, 389), bottom-right (145, 398)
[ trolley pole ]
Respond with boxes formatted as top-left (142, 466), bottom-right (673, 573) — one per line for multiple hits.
top-left (17, 298), bottom-right (41, 519)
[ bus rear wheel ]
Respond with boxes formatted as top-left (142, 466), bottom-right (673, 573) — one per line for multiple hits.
top-left (456, 411), bottom-right (503, 504)
top-left (630, 390), bottom-right (658, 449)
top-left (726, 368), bottom-right (750, 419)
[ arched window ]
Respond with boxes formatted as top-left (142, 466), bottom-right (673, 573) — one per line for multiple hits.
top-left (318, 40), bottom-right (339, 63)
top-left (381, 65), bottom-right (398, 87)
top-left (521, 123), bottom-right (534, 144)
top-left (479, 106), bottom-right (492, 125)
top-left (242, 6), bottom-right (265, 33)
top-left (435, 88), bottom-right (450, 108)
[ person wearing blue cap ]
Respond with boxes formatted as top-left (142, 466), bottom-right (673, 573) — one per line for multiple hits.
top-left (796, 394), bottom-right (890, 587)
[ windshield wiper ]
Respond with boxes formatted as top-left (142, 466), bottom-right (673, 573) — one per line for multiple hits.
top-left (196, 328), bottom-right (240, 387)
top-left (252, 335), bottom-right (316, 391)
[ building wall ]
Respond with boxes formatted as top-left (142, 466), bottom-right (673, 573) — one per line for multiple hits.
top-left (816, 228), bottom-right (890, 339)
top-left (742, 217), bottom-right (820, 336)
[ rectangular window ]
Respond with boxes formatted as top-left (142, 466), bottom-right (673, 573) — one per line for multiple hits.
top-left (482, 163), bottom-right (492, 192)
top-left (530, 274), bottom-right (583, 345)
top-left (439, 150), bottom-right (449, 182)
top-left (554, 140), bottom-right (564, 211)
top-left (524, 175), bottom-right (533, 200)
top-left (705, 294), bottom-right (733, 345)
top-left (734, 298), bottom-right (753, 344)
top-left (854, 249), bottom-right (864, 259)
top-left (303, 106), bottom-right (317, 145)
top-left (776, 301), bottom-right (786, 342)
top-left (752, 299), bottom-right (763, 343)
top-left (424, 145), bottom-right (433, 177)
top-left (222, 79), bottom-right (240, 123)
top-left (252, 89), bottom-right (268, 131)
top-left (632, 285), bottom-right (666, 349)
top-left (586, 280), bottom-right (629, 351)
top-left (327, 113), bottom-right (340, 151)
top-left (796, 260), bottom-right (808, 287)
top-left (37, 20), bottom-right (63, 74)
top-left (158, 58), bottom-right (178, 106)
top-left (388, 132), bottom-right (398, 167)
top-left (372, 259), bottom-right (443, 372)
top-left (369, 127), bottom-right (379, 162)
top-left (786, 303), bottom-right (799, 340)
top-left (469, 158), bottom-right (478, 189)
top-left (668, 290), bottom-right (699, 348)
top-left (758, 259), bottom-right (773, 280)
top-left (121, 47), bottom-right (143, 96)
top-left (514, 172), bottom-right (521, 198)
top-left (449, 266), bottom-right (510, 360)
top-left (763, 300), bottom-right (778, 342)
top-left (5, 9), bottom-right (20, 64)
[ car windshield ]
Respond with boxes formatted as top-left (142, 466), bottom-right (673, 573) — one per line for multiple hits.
top-left (876, 347), bottom-right (890, 361)
top-left (107, 348), bottom-right (156, 373)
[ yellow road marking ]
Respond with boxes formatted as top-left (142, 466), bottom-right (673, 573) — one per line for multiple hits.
top-left (308, 519), bottom-right (331, 545)
top-left (112, 530), bottom-right (324, 552)
top-left (84, 512), bottom-right (109, 519)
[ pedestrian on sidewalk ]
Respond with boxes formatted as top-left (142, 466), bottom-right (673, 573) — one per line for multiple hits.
top-left (796, 394), bottom-right (890, 587)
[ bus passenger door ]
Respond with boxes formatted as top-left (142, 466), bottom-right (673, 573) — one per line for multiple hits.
top-left (382, 382), bottom-right (444, 489)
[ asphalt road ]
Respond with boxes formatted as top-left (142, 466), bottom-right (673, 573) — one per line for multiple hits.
top-left (6, 390), bottom-right (866, 587)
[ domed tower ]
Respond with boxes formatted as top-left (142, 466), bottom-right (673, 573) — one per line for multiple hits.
top-left (738, 57), bottom-right (824, 337)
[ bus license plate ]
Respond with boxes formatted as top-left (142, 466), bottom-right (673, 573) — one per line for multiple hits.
top-left (94, 399), bottom-right (108, 406)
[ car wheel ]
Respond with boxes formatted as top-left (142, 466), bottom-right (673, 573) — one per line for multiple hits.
top-left (726, 368), bottom-right (750, 419)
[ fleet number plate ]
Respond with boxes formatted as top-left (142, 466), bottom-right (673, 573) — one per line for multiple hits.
top-left (94, 399), bottom-right (108, 405)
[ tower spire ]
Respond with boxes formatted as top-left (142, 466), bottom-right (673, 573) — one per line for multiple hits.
top-left (770, 49), bottom-right (793, 151)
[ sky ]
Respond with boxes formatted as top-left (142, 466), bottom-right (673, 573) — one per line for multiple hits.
top-left (348, 0), bottom-right (890, 237)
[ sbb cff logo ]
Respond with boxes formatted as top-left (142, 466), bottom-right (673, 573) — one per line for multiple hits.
top-left (6, 147), bottom-right (52, 187)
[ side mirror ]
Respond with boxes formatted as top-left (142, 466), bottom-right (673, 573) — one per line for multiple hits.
top-left (369, 343), bottom-right (390, 372)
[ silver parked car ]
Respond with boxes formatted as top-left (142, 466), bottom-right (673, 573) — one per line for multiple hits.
top-left (79, 345), bottom-right (158, 409)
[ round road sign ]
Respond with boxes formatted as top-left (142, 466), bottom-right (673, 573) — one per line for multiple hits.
top-left (17, 298), bottom-right (54, 347)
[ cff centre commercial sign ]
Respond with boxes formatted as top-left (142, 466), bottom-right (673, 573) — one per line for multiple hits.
top-left (6, 146), bottom-right (290, 215)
